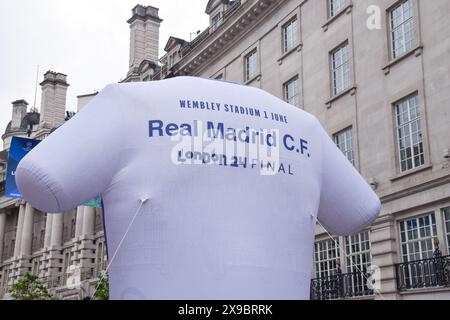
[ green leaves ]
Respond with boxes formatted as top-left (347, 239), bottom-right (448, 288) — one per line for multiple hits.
top-left (93, 272), bottom-right (109, 300)
top-left (8, 272), bottom-right (56, 300)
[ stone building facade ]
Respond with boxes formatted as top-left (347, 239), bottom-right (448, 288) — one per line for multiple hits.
top-left (1, 0), bottom-right (449, 299)
top-left (0, 72), bottom-right (106, 300)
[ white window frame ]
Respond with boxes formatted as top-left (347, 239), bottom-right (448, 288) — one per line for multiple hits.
top-left (211, 12), bottom-right (223, 32)
top-left (443, 207), bottom-right (450, 254)
top-left (399, 213), bottom-right (437, 262)
top-left (345, 231), bottom-right (373, 295)
top-left (282, 16), bottom-right (299, 53)
top-left (345, 231), bottom-right (372, 272)
top-left (334, 127), bottom-right (355, 166)
top-left (395, 94), bottom-right (424, 173)
top-left (244, 49), bottom-right (258, 82)
top-left (329, 0), bottom-right (348, 18)
top-left (330, 42), bottom-right (351, 96)
top-left (284, 76), bottom-right (300, 107)
top-left (389, 0), bottom-right (416, 59)
top-left (314, 238), bottom-right (341, 279)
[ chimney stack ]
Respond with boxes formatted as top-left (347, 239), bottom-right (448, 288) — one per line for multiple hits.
top-left (11, 100), bottom-right (28, 130)
top-left (127, 5), bottom-right (162, 75)
top-left (39, 71), bottom-right (69, 129)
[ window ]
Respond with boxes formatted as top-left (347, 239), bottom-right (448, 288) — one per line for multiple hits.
top-left (334, 127), bottom-right (354, 165)
top-left (399, 213), bottom-right (438, 289)
top-left (9, 240), bottom-right (14, 257)
top-left (346, 231), bottom-right (372, 273)
top-left (314, 238), bottom-right (340, 278)
top-left (345, 231), bottom-right (373, 295)
top-left (244, 50), bottom-right (258, 82)
top-left (395, 94), bottom-right (424, 172)
top-left (32, 259), bottom-right (39, 275)
top-left (282, 17), bottom-right (299, 53)
top-left (443, 207), bottom-right (450, 253)
top-left (211, 13), bottom-right (222, 32)
top-left (329, 0), bottom-right (348, 18)
top-left (39, 229), bottom-right (45, 248)
top-left (330, 42), bottom-right (351, 95)
top-left (284, 76), bottom-right (299, 107)
top-left (70, 218), bottom-right (76, 238)
top-left (96, 242), bottom-right (106, 272)
top-left (389, 0), bottom-right (415, 59)
top-left (2, 243), bottom-right (8, 261)
top-left (400, 213), bottom-right (437, 262)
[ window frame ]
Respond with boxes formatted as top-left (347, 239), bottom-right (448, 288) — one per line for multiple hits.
top-left (334, 127), bottom-right (355, 166)
top-left (314, 238), bottom-right (341, 279)
top-left (211, 12), bottom-right (223, 32)
top-left (282, 16), bottom-right (299, 53)
top-left (394, 94), bottom-right (424, 173)
top-left (388, 0), bottom-right (416, 60)
top-left (330, 41), bottom-right (352, 96)
top-left (443, 207), bottom-right (450, 255)
top-left (399, 213), bottom-right (437, 263)
top-left (283, 76), bottom-right (300, 108)
top-left (328, 0), bottom-right (348, 18)
top-left (244, 48), bottom-right (258, 83)
top-left (344, 231), bottom-right (373, 296)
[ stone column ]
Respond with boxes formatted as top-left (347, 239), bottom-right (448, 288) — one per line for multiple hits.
top-left (0, 211), bottom-right (6, 263)
top-left (50, 213), bottom-right (64, 247)
top-left (20, 203), bottom-right (35, 256)
top-left (78, 206), bottom-right (97, 275)
top-left (44, 214), bottom-right (53, 248)
top-left (13, 204), bottom-right (25, 257)
top-left (75, 206), bottom-right (85, 237)
top-left (41, 213), bottom-right (64, 279)
top-left (82, 206), bottom-right (95, 236)
top-left (371, 215), bottom-right (400, 300)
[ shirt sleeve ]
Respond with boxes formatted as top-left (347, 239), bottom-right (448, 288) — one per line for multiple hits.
top-left (316, 122), bottom-right (381, 236)
top-left (15, 84), bottom-right (126, 213)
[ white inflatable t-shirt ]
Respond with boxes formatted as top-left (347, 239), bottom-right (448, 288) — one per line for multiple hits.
top-left (16, 77), bottom-right (380, 300)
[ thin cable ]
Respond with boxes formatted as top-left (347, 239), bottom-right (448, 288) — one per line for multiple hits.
top-left (91, 200), bottom-right (146, 299)
top-left (311, 213), bottom-right (386, 300)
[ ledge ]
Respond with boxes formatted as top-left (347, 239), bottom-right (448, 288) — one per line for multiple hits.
top-left (277, 43), bottom-right (303, 65)
top-left (389, 164), bottom-right (432, 182)
top-left (399, 286), bottom-right (450, 296)
top-left (326, 85), bottom-right (357, 108)
top-left (382, 45), bottom-right (424, 75)
top-left (322, 4), bottom-right (353, 32)
top-left (244, 74), bottom-right (261, 85)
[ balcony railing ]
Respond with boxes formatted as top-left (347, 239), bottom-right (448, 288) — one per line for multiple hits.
top-left (395, 250), bottom-right (450, 291)
top-left (310, 269), bottom-right (374, 300)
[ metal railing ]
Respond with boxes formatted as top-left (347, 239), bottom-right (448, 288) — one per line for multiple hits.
top-left (310, 269), bottom-right (374, 300)
top-left (395, 250), bottom-right (450, 291)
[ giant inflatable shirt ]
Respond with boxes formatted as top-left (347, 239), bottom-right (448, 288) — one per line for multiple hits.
top-left (16, 77), bottom-right (381, 299)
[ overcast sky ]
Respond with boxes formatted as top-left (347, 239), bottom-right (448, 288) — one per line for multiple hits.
top-left (0, 0), bottom-right (209, 133)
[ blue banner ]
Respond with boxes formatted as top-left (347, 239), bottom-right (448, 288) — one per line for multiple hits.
top-left (5, 136), bottom-right (41, 199)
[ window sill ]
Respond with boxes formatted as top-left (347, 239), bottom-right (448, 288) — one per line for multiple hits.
top-left (322, 4), bottom-right (353, 32)
top-left (382, 45), bottom-right (423, 75)
top-left (277, 43), bottom-right (303, 65)
top-left (325, 85), bottom-right (357, 108)
top-left (244, 74), bottom-right (261, 85)
top-left (389, 164), bottom-right (432, 182)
